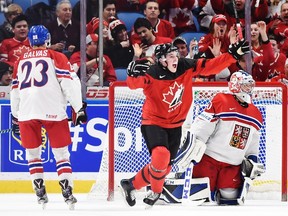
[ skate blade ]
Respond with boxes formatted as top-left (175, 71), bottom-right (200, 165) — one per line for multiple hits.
top-left (38, 200), bottom-right (47, 210)
top-left (66, 200), bottom-right (76, 210)
top-left (68, 203), bottom-right (75, 210)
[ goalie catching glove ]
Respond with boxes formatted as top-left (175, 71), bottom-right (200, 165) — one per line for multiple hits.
top-left (127, 59), bottom-right (151, 77)
top-left (241, 157), bottom-right (265, 180)
top-left (173, 131), bottom-right (206, 172)
top-left (72, 101), bottom-right (88, 126)
top-left (228, 38), bottom-right (250, 60)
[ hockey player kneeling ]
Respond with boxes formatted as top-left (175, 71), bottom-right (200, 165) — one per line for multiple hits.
top-left (160, 71), bottom-right (265, 205)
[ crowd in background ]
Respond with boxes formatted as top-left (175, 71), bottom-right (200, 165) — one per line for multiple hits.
top-left (0, 0), bottom-right (288, 87)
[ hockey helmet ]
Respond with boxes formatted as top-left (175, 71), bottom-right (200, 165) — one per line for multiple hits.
top-left (28, 25), bottom-right (51, 47)
top-left (228, 70), bottom-right (255, 103)
top-left (154, 43), bottom-right (178, 63)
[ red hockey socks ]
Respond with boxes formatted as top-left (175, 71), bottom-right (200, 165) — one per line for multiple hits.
top-left (149, 146), bottom-right (170, 193)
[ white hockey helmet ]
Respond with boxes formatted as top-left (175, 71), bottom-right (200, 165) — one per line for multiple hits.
top-left (228, 70), bottom-right (255, 103)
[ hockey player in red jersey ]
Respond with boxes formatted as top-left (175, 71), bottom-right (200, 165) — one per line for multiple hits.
top-left (167, 70), bottom-right (265, 205)
top-left (10, 25), bottom-right (87, 210)
top-left (120, 40), bottom-right (250, 208)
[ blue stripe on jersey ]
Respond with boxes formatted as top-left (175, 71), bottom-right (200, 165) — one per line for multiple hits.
top-left (215, 112), bottom-right (262, 129)
top-left (55, 68), bottom-right (71, 76)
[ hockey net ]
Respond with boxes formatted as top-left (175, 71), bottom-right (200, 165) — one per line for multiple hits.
top-left (89, 81), bottom-right (287, 202)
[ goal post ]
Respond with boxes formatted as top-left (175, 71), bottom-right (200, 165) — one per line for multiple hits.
top-left (99, 81), bottom-right (287, 201)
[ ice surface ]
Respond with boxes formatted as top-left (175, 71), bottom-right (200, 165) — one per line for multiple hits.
top-left (0, 192), bottom-right (286, 216)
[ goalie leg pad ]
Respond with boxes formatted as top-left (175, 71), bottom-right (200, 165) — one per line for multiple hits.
top-left (173, 132), bottom-right (206, 172)
top-left (158, 177), bottom-right (211, 204)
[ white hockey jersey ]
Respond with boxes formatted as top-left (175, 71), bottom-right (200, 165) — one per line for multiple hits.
top-left (10, 48), bottom-right (83, 121)
top-left (191, 93), bottom-right (263, 165)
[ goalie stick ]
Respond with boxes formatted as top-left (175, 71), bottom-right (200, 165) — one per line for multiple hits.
top-left (0, 118), bottom-right (73, 134)
top-left (181, 161), bottom-right (205, 206)
top-left (232, 0), bottom-right (243, 39)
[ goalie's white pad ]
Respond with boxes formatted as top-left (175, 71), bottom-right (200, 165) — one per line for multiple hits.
top-left (173, 132), bottom-right (206, 172)
top-left (158, 177), bottom-right (211, 204)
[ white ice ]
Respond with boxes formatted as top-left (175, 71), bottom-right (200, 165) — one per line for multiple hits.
top-left (0, 192), bottom-right (287, 216)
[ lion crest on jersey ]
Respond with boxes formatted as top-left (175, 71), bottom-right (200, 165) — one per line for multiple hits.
top-left (229, 124), bottom-right (250, 150)
top-left (163, 81), bottom-right (184, 111)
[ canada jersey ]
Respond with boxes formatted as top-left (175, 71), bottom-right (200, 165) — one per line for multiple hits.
top-left (192, 93), bottom-right (263, 165)
top-left (126, 53), bottom-right (236, 128)
top-left (10, 49), bottom-right (82, 121)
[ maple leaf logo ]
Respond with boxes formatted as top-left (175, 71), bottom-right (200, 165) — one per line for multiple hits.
top-left (163, 82), bottom-right (184, 108)
top-left (172, 8), bottom-right (193, 28)
top-left (13, 46), bottom-right (31, 60)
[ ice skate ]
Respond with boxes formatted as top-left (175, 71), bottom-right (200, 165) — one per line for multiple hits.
top-left (33, 179), bottom-right (48, 210)
top-left (59, 179), bottom-right (77, 210)
top-left (143, 190), bottom-right (160, 209)
top-left (120, 179), bottom-right (136, 207)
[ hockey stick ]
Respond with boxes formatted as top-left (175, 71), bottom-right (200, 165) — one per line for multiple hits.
top-left (237, 177), bottom-right (252, 205)
top-left (0, 118), bottom-right (73, 134)
top-left (0, 128), bottom-right (12, 134)
top-left (232, 0), bottom-right (243, 39)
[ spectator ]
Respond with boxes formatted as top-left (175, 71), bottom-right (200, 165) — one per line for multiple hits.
top-left (69, 33), bottom-right (117, 86)
top-left (0, 3), bottom-right (23, 44)
top-left (270, 57), bottom-right (288, 84)
top-left (265, 0), bottom-right (286, 23)
top-left (132, 17), bottom-right (172, 60)
top-left (105, 17), bottom-right (141, 68)
top-left (268, 34), bottom-right (287, 81)
top-left (198, 14), bottom-right (230, 59)
top-left (210, 0), bottom-right (268, 35)
top-left (0, 61), bottom-right (13, 86)
top-left (86, 17), bottom-right (111, 51)
top-left (45, 0), bottom-right (80, 58)
top-left (103, 0), bottom-right (117, 23)
top-left (130, 0), bottom-right (175, 44)
top-left (0, 14), bottom-right (30, 66)
top-left (228, 21), bottom-right (275, 81)
top-left (267, 2), bottom-right (288, 57)
top-left (172, 36), bottom-right (189, 58)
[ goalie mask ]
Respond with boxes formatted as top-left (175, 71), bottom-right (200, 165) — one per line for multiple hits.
top-left (228, 70), bottom-right (255, 104)
top-left (28, 25), bottom-right (51, 48)
top-left (154, 43), bottom-right (179, 72)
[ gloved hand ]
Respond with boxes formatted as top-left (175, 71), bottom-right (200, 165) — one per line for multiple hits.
top-left (72, 102), bottom-right (88, 126)
top-left (12, 115), bottom-right (20, 136)
top-left (127, 59), bottom-right (151, 77)
top-left (228, 38), bottom-right (250, 60)
top-left (241, 158), bottom-right (265, 180)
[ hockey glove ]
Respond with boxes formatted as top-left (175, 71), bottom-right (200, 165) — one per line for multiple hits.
top-left (241, 158), bottom-right (265, 180)
top-left (228, 39), bottom-right (250, 60)
top-left (72, 102), bottom-right (88, 126)
top-left (127, 59), bottom-right (151, 77)
top-left (12, 115), bottom-right (20, 136)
